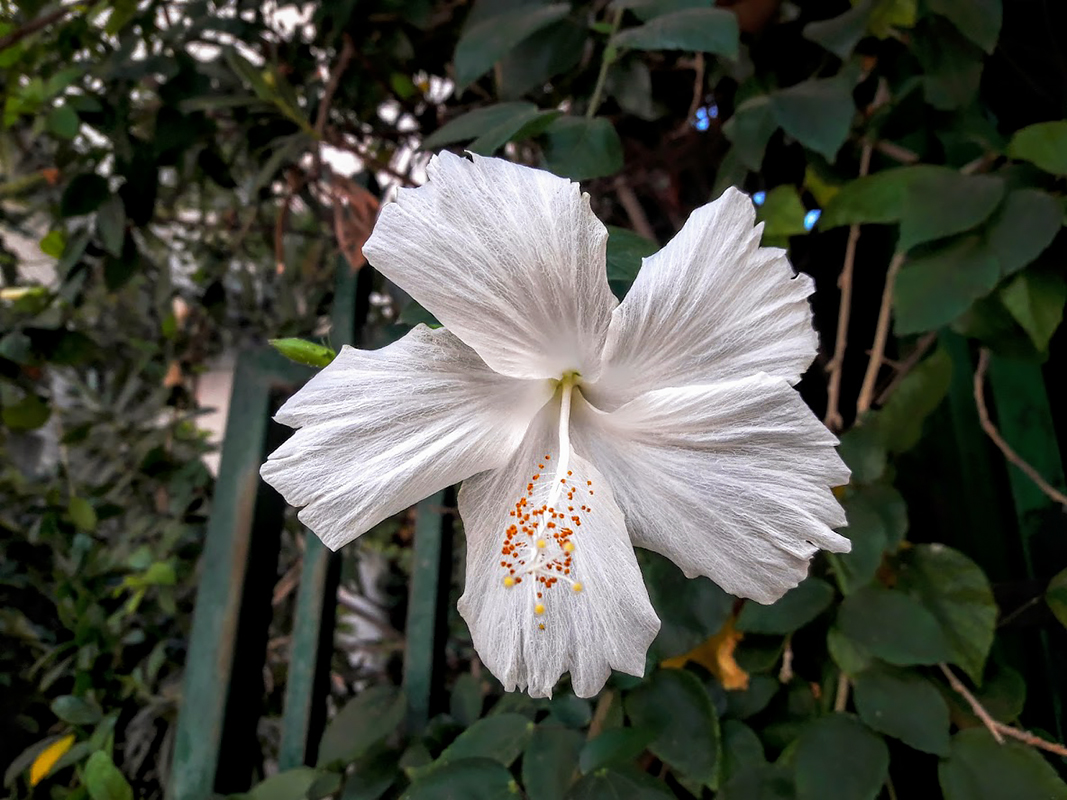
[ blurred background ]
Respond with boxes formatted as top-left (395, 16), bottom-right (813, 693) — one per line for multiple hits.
top-left (2, 0), bottom-right (1066, 798)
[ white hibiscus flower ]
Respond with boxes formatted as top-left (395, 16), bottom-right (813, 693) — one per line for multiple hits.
top-left (260, 152), bottom-right (850, 698)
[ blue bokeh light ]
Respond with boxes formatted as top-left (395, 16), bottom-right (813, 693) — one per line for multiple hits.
top-left (691, 104), bottom-right (718, 131)
top-left (752, 191), bottom-right (766, 206)
top-left (804, 209), bottom-right (822, 231)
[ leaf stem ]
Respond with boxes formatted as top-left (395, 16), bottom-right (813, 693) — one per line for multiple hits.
top-left (585, 8), bottom-right (624, 119)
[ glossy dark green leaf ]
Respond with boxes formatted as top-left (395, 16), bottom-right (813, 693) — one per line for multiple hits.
top-left (1000, 269), bottom-right (1066, 352)
top-left (942, 664), bottom-right (1026, 726)
top-left (607, 59), bottom-right (661, 120)
top-left (719, 764), bottom-right (794, 800)
top-left (566, 767), bottom-right (674, 800)
top-left (984, 189), bottom-right (1062, 277)
top-left (837, 426), bottom-right (887, 485)
top-left (795, 714), bottom-right (888, 800)
top-left (496, 17), bottom-right (584, 100)
top-left (771, 76), bottom-right (854, 161)
top-left (895, 544), bottom-right (996, 683)
top-left (523, 726), bottom-right (582, 800)
top-left (915, 19), bottom-right (984, 110)
top-left (737, 578), bottom-right (835, 635)
top-left (541, 116), bottom-right (623, 181)
top-left (803, 1), bottom-right (872, 59)
top-left (640, 550), bottom-right (733, 661)
top-left (853, 667), bottom-right (950, 754)
top-left (269, 338), bottom-right (337, 368)
top-left (341, 752), bottom-right (398, 800)
top-left (615, 8), bottom-right (739, 58)
top-left (449, 673), bottom-right (482, 727)
top-left (48, 104), bottom-right (80, 138)
top-left (61, 174), bottom-right (110, 217)
top-left (1047, 568), bottom-right (1067, 630)
top-left (723, 96), bottom-right (777, 171)
top-left (724, 675), bottom-right (780, 720)
top-left (437, 713), bottom-right (532, 767)
top-left (720, 720), bottom-right (765, 783)
top-left (454, 4), bottom-right (570, 89)
top-left (625, 669), bottom-right (720, 788)
top-left (929, 0), bottom-right (1001, 54)
top-left (579, 727), bottom-right (655, 774)
top-left (423, 103), bottom-right (537, 149)
top-left (939, 729), bottom-right (1067, 800)
top-left (307, 771), bottom-right (343, 799)
top-left (870, 346), bottom-right (951, 453)
top-left (84, 752), bottom-right (133, 800)
top-left (836, 586), bottom-right (952, 666)
top-left (1007, 120), bottom-right (1067, 176)
top-left (549, 693), bottom-right (591, 728)
top-left (894, 236), bottom-right (1000, 334)
top-left (899, 171), bottom-right (1004, 252)
top-left (818, 165), bottom-right (941, 229)
top-left (402, 758), bottom-right (515, 800)
top-left (836, 492), bottom-right (890, 591)
top-left (317, 686), bottom-right (406, 767)
top-left (51, 695), bottom-right (101, 725)
top-left (605, 225), bottom-right (658, 295)
top-left (96, 195), bottom-right (126, 257)
top-left (827, 628), bottom-right (874, 677)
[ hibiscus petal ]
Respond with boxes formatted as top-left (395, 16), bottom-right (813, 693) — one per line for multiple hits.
top-left (589, 187), bottom-right (818, 409)
top-left (362, 152), bottom-right (618, 381)
top-left (458, 398), bottom-right (660, 698)
top-left (260, 325), bottom-right (553, 549)
top-left (572, 375), bottom-right (850, 604)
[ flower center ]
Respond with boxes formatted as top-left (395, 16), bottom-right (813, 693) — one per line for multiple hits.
top-left (499, 377), bottom-right (590, 630)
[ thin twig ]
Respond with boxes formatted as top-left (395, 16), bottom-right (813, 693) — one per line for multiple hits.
top-left (824, 142), bottom-right (873, 430)
top-left (974, 349), bottom-right (1067, 509)
top-left (614, 178), bottom-right (656, 240)
top-left (873, 331), bottom-right (937, 406)
top-left (856, 251), bottom-right (906, 417)
top-left (834, 672), bottom-right (850, 712)
top-left (685, 53), bottom-right (706, 124)
top-left (587, 689), bottom-right (614, 739)
top-left (585, 8), bottom-right (624, 119)
top-left (939, 663), bottom-right (1005, 744)
top-left (996, 724), bottom-right (1067, 757)
top-left (0, 4), bottom-right (78, 51)
top-left (873, 140), bottom-right (920, 165)
top-left (778, 635), bottom-right (794, 683)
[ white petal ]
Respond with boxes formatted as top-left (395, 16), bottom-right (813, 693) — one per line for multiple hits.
top-left (458, 397), bottom-right (660, 698)
top-left (362, 152), bottom-right (618, 381)
top-left (260, 325), bottom-right (553, 549)
top-left (588, 187), bottom-right (818, 409)
top-left (571, 375), bottom-right (850, 604)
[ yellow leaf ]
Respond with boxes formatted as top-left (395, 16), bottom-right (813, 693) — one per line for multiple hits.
top-left (30, 734), bottom-right (75, 787)
top-left (663, 618), bottom-right (750, 691)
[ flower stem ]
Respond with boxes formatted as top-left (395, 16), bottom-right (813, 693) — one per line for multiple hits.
top-left (585, 8), bottom-right (624, 119)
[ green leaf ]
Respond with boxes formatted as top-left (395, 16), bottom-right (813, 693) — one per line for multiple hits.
top-left (836, 586), bottom-right (952, 666)
top-left (837, 426), bottom-right (887, 484)
top-left (270, 338), bottom-right (337, 368)
top-left (51, 695), bottom-right (101, 725)
top-left (61, 174), bottom-right (110, 217)
top-left (579, 727), bottom-right (655, 774)
top-left (614, 8), bottom-right (739, 58)
top-left (939, 729), bottom-right (1067, 800)
top-left (248, 767), bottom-right (320, 800)
top-left (454, 4), bottom-right (571, 89)
top-left (928, 0), bottom-right (1001, 53)
top-left (853, 666), bottom-right (950, 754)
top-left (756, 186), bottom-right (808, 239)
top-left (1047, 568), bottom-right (1067, 630)
top-left (915, 18), bottom-right (984, 110)
top-left (423, 103), bottom-right (545, 153)
top-left (39, 230), bottom-right (66, 258)
top-left (2, 391), bottom-right (50, 431)
top-left (803, 2), bottom-right (872, 59)
top-left (640, 550), bottom-right (734, 661)
top-left (96, 195), bottom-right (126, 257)
top-left (47, 104), bottom-right (80, 139)
top-left (308, 772), bottom-right (343, 799)
top-left (437, 713), bottom-right (532, 768)
top-left (317, 686), bottom-right (406, 767)
top-left (496, 17), bottom-right (585, 100)
top-left (341, 752), bottom-right (398, 800)
top-left (68, 497), bottom-right (98, 533)
top-left (836, 491), bottom-right (891, 591)
top-left (1000, 269), bottom-right (1066, 353)
top-left (984, 189), bottom-right (1063, 277)
top-left (723, 675), bottom-right (779, 720)
top-left (567, 767), bottom-right (675, 799)
top-left (719, 764), bottom-right (794, 800)
top-left (523, 727), bottom-right (583, 800)
top-left (83, 752), bottom-right (133, 800)
top-left (894, 544), bottom-right (997, 683)
top-left (771, 76), bottom-right (855, 161)
top-left (866, 0), bottom-right (916, 36)
top-left (720, 720), bottom-right (765, 783)
top-left (402, 758), bottom-right (515, 800)
top-left (894, 236), bottom-right (1000, 334)
top-left (794, 714), bottom-right (888, 800)
top-left (827, 627), bottom-right (874, 676)
top-left (541, 116), bottom-right (623, 181)
top-left (898, 171), bottom-right (1004, 252)
top-left (549, 693), bottom-right (591, 728)
top-left (869, 346), bottom-right (952, 453)
top-left (450, 673), bottom-right (482, 726)
top-left (625, 669), bottom-right (720, 788)
top-left (941, 663), bottom-right (1026, 725)
top-left (1008, 121), bottom-right (1067, 176)
top-left (736, 578), bottom-right (835, 635)
top-left (723, 96), bottom-right (777, 171)
top-left (818, 165), bottom-right (941, 229)
top-left (605, 225), bottom-right (658, 296)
